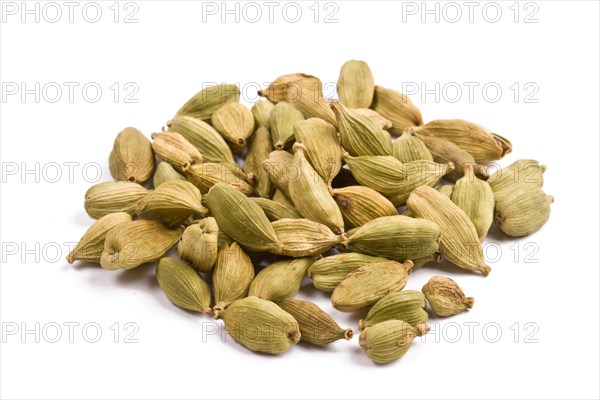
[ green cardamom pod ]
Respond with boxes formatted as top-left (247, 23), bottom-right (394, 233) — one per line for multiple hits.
top-left (371, 86), bottom-right (423, 136)
top-left (109, 127), bottom-right (154, 183)
top-left (270, 218), bottom-right (341, 257)
top-left (488, 159), bottom-right (546, 204)
top-left (212, 242), bottom-right (255, 312)
top-left (269, 101), bottom-right (305, 149)
top-left (211, 103), bottom-right (255, 150)
top-left (250, 197), bottom-right (302, 221)
top-left (176, 83), bottom-right (240, 122)
top-left (495, 188), bottom-right (553, 237)
top-left (151, 131), bottom-right (203, 172)
top-left (359, 290), bottom-right (428, 331)
top-left (308, 253), bottom-right (386, 292)
top-left (262, 150), bottom-right (295, 197)
top-left (248, 257), bottom-right (314, 301)
top-left (251, 99), bottom-right (275, 127)
top-left (153, 161), bottom-right (186, 188)
top-left (84, 181), bottom-right (148, 219)
top-left (245, 126), bottom-right (274, 198)
top-left (359, 320), bottom-right (429, 364)
top-left (156, 257), bottom-right (212, 314)
top-left (183, 162), bottom-right (253, 196)
top-left (337, 60), bottom-right (375, 108)
top-left (167, 115), bottom-right (234, 164)
top-left (177, 218), bottom-right (219, 272)
top-left (332, 185), bottom-right (398, 228)
top-left (392, 129), bottom-right (433, 162)
top-left (353, 108), bottom-right (392, 130)
top-left (422, 276), bottom-right (474, 317)
top-left (294, 118), bottom-right (342, 186)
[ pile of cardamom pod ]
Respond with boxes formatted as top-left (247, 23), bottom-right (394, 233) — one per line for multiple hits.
top-left (67, 60), bottom-right (553, 364)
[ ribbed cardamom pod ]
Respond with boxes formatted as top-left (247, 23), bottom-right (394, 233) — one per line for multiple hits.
top-left (294, 118), bottom-right (342, 186)
top-left (269, 101), bottom-right (305, 149)
top-left (156, 257), bottom-right (212, 314)
top-left (451, 164), bottom-right (495, 240)
top-left (410, 252), bottom-right (443, 271)
top-left (100, 220), bottom-right (182, 270)
top-left (371, 86), bottom-right (423, 136)
top-left (308, 253), bottom-right (385, 292)
top-left (250, 198), bottom-right (301, 221)
top-left (331, 101), bottom-right (391, 157)
top-left (248, 257), bottom-right (314, 301)
top-left (135, 180), bottom-right (208, 228)
top-left (245, 126), bottom-right (273, 198)
top-left (84, 181), bottom-right (148, 219)
top-left (183, 162), bottom-right (254, 196)
top-left (271, 188), bottom-right (295, 208)
top-left (359, 320), bottom-right (429, 364)
top-left (437, 184), bottom-right (454, 198)
top-left (205, 183), bottom-right (281, 252)
top-left (415, 132), bottom-right (488, 182)
top-left (211, 103), bottom-right (255, 150)
top-left (151, 131), bottom-right (203, 172)
top-left (262, 150), bottom-right (295, 197)
top-left (277, 299), bottom-right (353, 345)
top-left (413, 119), bottom-right (512, 163)
top-left (153, 161), bottom-right (186, 188)
top-left (176, 83), bottom-right (240, 122)
top-left (66, 212), bottom-right (132, 264)
top-left (359, 290), bottom-right (428, 331)
top-left (212, 242), bottom-right (254, 311)
top-left (332, 260), bottom-right (412, 312)
top-left (167, 115), bottom-right (234, 164)
top-left (422, 276), bottom-right (474, 317)
top-left (109, 127), bottom-right (154, 183)
top-left (337, 60), bottom-right (375, 108)
top-left (488, 159), bottom-right (546, 204)
top-left (495, 188), bottom-right (553, 237)
top-left (353, 108), bottom-right (392, 130)
top-left (177, 218), bottom-right (219, 272)
top-left (392, 129), bottom-right (433, 162)
top-left (407, 185), bottom-right (491, 276)
top-left (270, 218), bottom-right (341, 257)
top-left (251, 100), bottom-right (275, 127)
top-left (333, 185), bottom-right (398, 228)
top-left (340, 215), bottom-right (441, 261)
top-left (214, 296), bottom-right (301, 355)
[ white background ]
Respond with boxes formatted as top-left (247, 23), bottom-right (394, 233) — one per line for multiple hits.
top-left (1, 1), bottom-right (599, 399)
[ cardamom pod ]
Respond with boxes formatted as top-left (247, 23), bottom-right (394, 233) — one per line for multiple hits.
top-left (153, 161), bottom-right (186, 188)
top-left (250, 197), bottom-right (301, 221)
top-left (100, 220), bottom-right (182, 270)
top-left (371, 86), bottom-right (423, 135)
top-left (277, 299), bottom-right (353, 345)
top-left (269, 101), bottom-right (305, 149)
top-left (331, 260), bottom-right (412, 312)
top-left (183, 162), bottom-right (253, 196)
top-left (151, 131), bottom-right (203, 172)
top-left (422, 276), bottom-right (474, 317)
top-left (251, 99), bottom-right (275, 128)
top-left (245, 126), bottom-right (273, 198)
top-left (156, 257), bottom-right (212, 314)
top-left (211, 103), bottom-right (255, 150)
top-left (488, 159), bottom-right (546, 204)
top-left (262, 150), bottom-right (295, 197)
top-left (294, 118), bottom-right (342, 186)
top-left (167, 115), bottom-right (234, 164)
top-left (248, 257), bottom-right (314, 301)
top-left (332, 185), bottom-right (398, 228)
top-left (392, 129), bottom-right (433, 162)
top-left (353, 108), bottom-right (392, 130)
top-left (407, 185), bottom-right (491, 276)
top-left (109, 127), bottom-right (154, 183)
top-left (84, 181), bottom-right (148, 219)
top-left (495, 188), bottom-right (553, 237)
top-left (212, 242), bottom-right (255, 311)
top-left (271, 188), bottom-right (295, 209)
top-left (176, 83), bottom-right (240, 122)
top-left (308, 253), bottom-right (385, 292)
top-left (437, 184), bottom-right (454, 198)
top-left (177, 218), bottom-right (219, 272)
top-left (214, 296), bottom-right (300, 355)
top-left (66, 212), bottom-right (132, 264)
top-left (410, 252), bottom-right (442, 271)
top-left (270, 218), bottom-right (341, 257)
top-left (359, 320), bottom-right (429, 364)
top-left (337, 60), bottom-right (375, 108)
top-left (359, 290), bottom-right (428, 330)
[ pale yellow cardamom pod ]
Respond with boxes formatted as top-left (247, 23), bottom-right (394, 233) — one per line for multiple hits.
top-left (167, 115), bottom-right (234, 164)
top-left (337, 60), bottom-right (375, 108)
top-left (392, 129), bottom-right (433, 163)
top-left (294, 118), bottom-right (342, 186)
top-left (371, 86), bottom-right (423, 135)
top-left (151, 131), bottom-right (203, 172)
top-left (422, 276), bottom-right (474, 317)
top-left (245, 126), bottom-right (274, 198)
top-left (495, 188), bottom-right (553, 237)
top-left (177, 218), bottom-right (219, 272)
top-left (84, 181), bottom-right (148, 219)
top-left (109, 127), bottom-right (154, 183)
top-left (488, 159), bottom-right (546, 204)
top-left (353, 108), bottom-right (393, 130)
top-left (211, 103), bottom-right (255, 150)
top-left (251, 99), bottom-right (275, 128)
top-left (269, 101), bottom-right (305, 149)
top-left (175, 83), bottom-right (240, 122)
top-left (153, 161), bottom-right (186, 188)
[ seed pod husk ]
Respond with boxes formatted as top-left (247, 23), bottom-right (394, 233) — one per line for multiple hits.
top-left (177, 218), bottom-right (219, 272)
top-left (293, 118), bottom-right (342, 186)
top-left (333, 185), bottom-right (398, 228)
top-left (422, 276), bottom-right (474, 317)
top-left (156, 257), bottom-right (212, 314)
top-left (270, 218), bottom-right (341, 257)
top-left (100, 220), bottom-right (182, 270)
top-left (205, 183), bottom-right (281, 252)
top-left (410, 252), bottom-right (443, 271)
top-left (331, 102), bottom-right (391, 157)
top-left (488, 159), bottom-right (546, 204)
top-left (263, 150), bottom-right (295, 197)
top-left (288, 144), bottom-right (345, 233)
top-left (109, 127), bottom-right (154, 183)
top-left (413, 119), bottom-right (512, 163)
top-left (176, 83), bottom-right (240, 122)
top-left (211, 103), bottom-right (255, 150)
top-left (437, 184), bottom-right (454, 198)
top-left (248, 257), bottom-right (314, 301)
top-left (407, 185), bottom-right (491, 276)
top-left (84, 181), bottom-right (148, 219)
top-left (183, 162), bottom-right (254, 196)
top-left (359, 290), bottom-right (428, 331)
top-left (392, 129), bottom-right (433, 162)
top-left (245, 126), bottom-right (273, 198)
top-left (66, 212), bottom-right (132, 264)
top-left (167, 115), bottom-right (234, 164)
top-left (308, 253), bottom-right (385, 292)
top-left (359, 320), bottom-right (429, 364)
top-left (153, 161), bottom-right (186, 188)
top-left (269, 102), bottom-right (305, 149)
top-left (151, 131), bottom-right (203, 172)
top-left (277, 299), bottom-right (353, 345)
top-left (337, 60), bottom-right (375, 108)
top-left (250, 197), bottom-right (302, 221)
top-left (212, 242), bottom-right (255, 311)
top-left (214, 296), bottom-right (300, 355)
top-left (136, 180), bottom-right (208, 228)
top-left (415, 132), bottom-right (488, 182)
top-left (340, 215), bottom-right (441, 261)
top-left (332, 260), bottom-right (412, 312)
top-left (271, 188), bottom-right (295, 209)
top-left (251, 100), bottom-right (275, 127)
top-left (451, 164), bottom-right (494, 240)
top-left (353, 108), bottom-right (392, 130)
top-left (371, 86), bottom-right (423, 135)
top-left (495, 188), bottom-right (553, 237)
